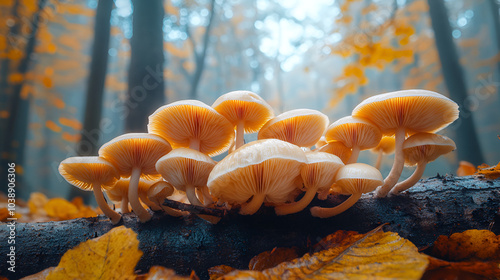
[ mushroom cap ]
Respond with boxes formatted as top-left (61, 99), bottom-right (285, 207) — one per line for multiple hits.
top-left (147, 181), bottom-right (175, 201)
top-left (352, 90), bottom-right (459, 135)
top-left (315, 141), bottom-right (352, 164)
top-left (58, 156), bottom-right (119, 191)
top-left (334, 163), bottom-right (384, 194)
top-left (207, 139), bottom-right (307, 205)
top-left (258, 109), bottom-right (329, 147)
top-left (148, 100), bottom-right (234, 156)
top-left (315, 136), bottom-right (328, 149)
top-left (212, 90), bottom-right (274, 133)
top-left (156, 148), bottom-right (216, 192)
top-left (325, 116), bottom-right (382, 150)
top-left (371, 136), bottom-right (396, 154)
top-left (402, 132), bottom-right (456, 166)
top-left (99, 133), bottom-right (172, 179)
top-left (301, 152), bottom-right (344, 192)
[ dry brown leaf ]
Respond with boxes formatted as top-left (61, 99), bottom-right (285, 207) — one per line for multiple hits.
top-left (249, 247), bottom-right (299, 271)
top-left (223, 226), bottom-right (428, 279)
top-left (430, 229), bottom-right (500, 261)
top-left (46, 226), bottom-right (142, 280)
top-left (475, 162), bottom-right (500, 179)
top-left (425, 256), bottom-right (500, 279)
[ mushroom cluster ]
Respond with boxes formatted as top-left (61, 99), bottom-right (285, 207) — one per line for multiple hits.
top-left (58, 89), bottom-right (459, 223)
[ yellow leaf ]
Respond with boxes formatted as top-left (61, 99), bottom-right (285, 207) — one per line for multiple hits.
top-left (28, 192), bottom-right (49, 214)
top-left (475, 162), bottom-right (500, 179)
top-left (456, 161), bottom-right (476, 176)
top-left (47, 226), bottom-right (143, 280)
top-left (44, 198), bottom-right (79, 220)
top-left (224, 226), bottom-right (428, 279)
top-left (431, 229), bottom-right (500, 261)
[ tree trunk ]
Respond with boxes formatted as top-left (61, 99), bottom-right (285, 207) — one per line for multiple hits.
top-left (189, 0), bottom-right (216, 99)
top-left (427, 0), bottom-right (485, 165)
top-left (1, 175), bottom-right (499, 279)
top-left (125, 0), bottom-right (165, 132)
top-left (0, 0), bottom-right (46, 193)
top-left (69, 0), bottom-right (114, 202)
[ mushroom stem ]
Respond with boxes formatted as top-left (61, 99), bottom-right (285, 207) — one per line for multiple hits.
top-left (375, 127), bottom-right (406, 197)
top-left (140, 194), bottom-right (162, 211)
top-left (347, 146), bottom-right (361, 164)
top-left (93, 183), bottom-right (122, 224)
top-left (190, 138), bottom-right (201, 151)
top-left (121, 196), bottom-right (130, 213)
top-left (374, 150), bottom-right (383, 170)
top-left (240, 192), bottom-right (266, 215)
top-left (128, 167), bottom-right (152, 223)
top-left (185, 185), bottom-right (203, 206)
top-left (200, 185), bottom-right (214, 206)
top-left (390, 162), bottom-right (427, 195)
top-left (310, 192), bottom-right (362, 218)
top-left (275, 186), bottom-right (319, 215)
top-left (235, 121), bottom-right (245, 149)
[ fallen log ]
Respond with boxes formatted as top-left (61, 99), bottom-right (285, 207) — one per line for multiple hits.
top-left (1, 175), bottom-right (499, 279)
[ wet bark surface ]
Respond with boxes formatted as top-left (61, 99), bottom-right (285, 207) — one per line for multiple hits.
top-left (1, 175), bottom-right (499, 279)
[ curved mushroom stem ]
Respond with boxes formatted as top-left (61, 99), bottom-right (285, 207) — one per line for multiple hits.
top-left (120, 196), bottom-right (130, 213)
top-left (140, 194), bottom-right (162, 211)
top-left (374, 150), bottom-right (383, 170)
top-left (390, 162), bottom-right (427, 195)
top-left (235, 120), bottom-right (245, 150)
top-left (275, 186), bottom-right (319, 215)
top-left (185, 184), bottom-right (203, 206)
top-left (200, 185), bottom-right (214, 206)
top-left (347, 146), bottom-right (361, 164)
top-left (93, 183), bottom-right (122, 224)
top-left (310, 192), bottom-right (362, 218)
top-left (240, 192), bottom-right (266, 215)
top-left (128, 167), bottom-right (152, 223)
top-left (190, 138), bottom-right (200, 151)
top-left (375, 127), bottom-right (406, 197)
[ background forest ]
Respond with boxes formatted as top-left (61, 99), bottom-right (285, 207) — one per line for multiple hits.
top-left (0, 0), bottom-right (499, 201)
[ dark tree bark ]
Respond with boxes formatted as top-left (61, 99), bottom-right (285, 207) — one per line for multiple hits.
top-left (186, 0), bottom-right (216, 99)
top-left (427, 0), bottom-right (485, 165)
top-left (125, 0), bottom-right (165, 132)
top-left (68, 0), bottom-right (114, 202)
top-left (0, 0), bottom-right (46, 194)
top-left (1, 175), bottom-right (499, 279)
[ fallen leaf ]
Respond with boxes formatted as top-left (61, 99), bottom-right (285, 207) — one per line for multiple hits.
top-left (208, 265), bottom-right (237, 280)
top-left (430, 229), bottom-right (500, 261)
top-left (223, 225), bottom-right (428, 279)
top-left (0, 207), bottom-right (9, 221)
top-left (20, 267), bottom-right (55, 280)
top-left (248, 247), bottom-right (299, 271)
top-left (28, 192), bottom-right (48, 215)
top-left (47, 226), bottom-right (143, 280)
top-left (44, 198), bottom-right (79, 220)
top-left (456, 161), bottom-right (476, 176)
top-left (425, 256), bottom-right (500, 279)
top-left (137, 266), bottom-right (198, 280)
top-left (475, 162), bottom-right (500, 179)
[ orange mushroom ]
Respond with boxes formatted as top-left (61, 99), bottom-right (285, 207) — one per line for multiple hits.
top-left (258, 109), bottom-right (329, 148)
top-left (390, 133), bottom-right (456, 195)
top-left (155, 148), bottom-right (216, 206)
top-left (325, 116), bottom-right (382, 164)
top-left (310, 163), bottom-right (383, 218)
top-left (147, 181), bottom-right (183, 217)
top-left (275, 152), bottom-right (344, 215)
top-left (58, 157), bottom-right (121, 224)
top-left (148, 100), bottom-right (234, 156)
top-left (212, 90), bottom-right (274, 150)
top-left (99, 133), bottom-right (172, 223)
top-left (207, 139), bottom-right (307, 215)
top-left (352, 90), bottom-right (459, 197)
top-left (314, 141), bottom-right (352, 164)
top-left (105, 178), bottom-right (131, 213)
top-left (370, 136), bottom-right (396, 170)
top-left (315, 136), bottom-right (328, 149)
